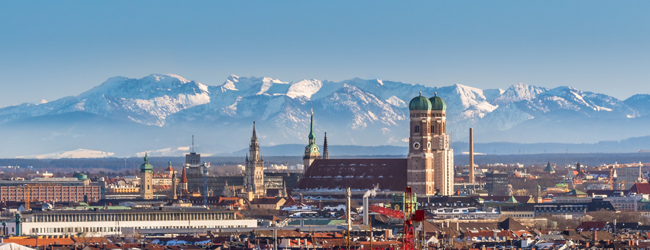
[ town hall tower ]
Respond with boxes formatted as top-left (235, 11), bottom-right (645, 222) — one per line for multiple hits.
top-left (245, 122), bottom-right (265, 196)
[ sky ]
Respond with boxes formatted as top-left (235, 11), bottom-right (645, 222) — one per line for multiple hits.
top-left (0, 1), bottom-right (649, 107)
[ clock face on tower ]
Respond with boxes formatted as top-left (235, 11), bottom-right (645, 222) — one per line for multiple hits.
top-left (427, 141), bottom-right (432, 150)
top-left (413, 142), bottom-right (420, 150)
top-left (313, 147), bottom-right (318, 152)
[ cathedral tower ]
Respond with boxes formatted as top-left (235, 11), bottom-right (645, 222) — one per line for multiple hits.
top-left (407, 92), bottom-right (436, 196)
top-left (139, 153), bottom-right (154, 200)
top-left (303, 109), bottom-right (321, 170)
top-left (429, 92), bottom-right (454, 195)
top-left (246, 122), bottom-right (265, 196)
top-left (407, 92), bottom-right (454, 196)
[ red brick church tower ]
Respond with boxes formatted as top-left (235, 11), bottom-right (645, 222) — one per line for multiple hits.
top-left (407, 92), bottom-right (436, 196)
top-left (407, 92), bottom-right (454, 196)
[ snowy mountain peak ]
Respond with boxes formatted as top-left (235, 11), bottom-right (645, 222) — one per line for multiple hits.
top-left (286, 79), bottom-right (323, 99)
top-left (492, 82), bottom-right (548, 104)
top-left (144, 73), bottom-right (190, 84)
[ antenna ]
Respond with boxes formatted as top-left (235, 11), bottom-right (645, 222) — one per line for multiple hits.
top-left (191, 135), bottom-right (195, 153)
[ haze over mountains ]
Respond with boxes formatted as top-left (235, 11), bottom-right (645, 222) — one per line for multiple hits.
top-left (1, 74), bottom-right (649, 158)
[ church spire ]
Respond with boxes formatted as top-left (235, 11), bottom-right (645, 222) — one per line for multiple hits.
top-left (252, 121), bottom-right (257, 140)
top-left (308, 109), bottom-right (316, 142)
top-left (323, 131), bottom-right (329, 159)
top-left (250, 122), bottom-right (260, 161)
top-left (303, 109), bottom-right (321, 170)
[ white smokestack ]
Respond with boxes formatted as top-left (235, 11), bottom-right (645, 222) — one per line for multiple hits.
top-left (362, 185), bottom-right (378, 225)
top-left (363, 196), bottom-right (369, 225)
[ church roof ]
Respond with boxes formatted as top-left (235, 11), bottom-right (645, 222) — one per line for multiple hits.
top-left (627, 182), bottom-right (650, 195)
top-left (429, 93), bottom-right (447, 111)
top-left (544, 162), bottom-right (555, 172)
top-left (409, 94), bottom-right (432, 111)
top-left (294, 158), bottom-right (407, 192)
top-left (140, 153), bottom-right (153, 173)
top-left (180, 167), bottom-right (188, 183)
top-left (499, 217), bottom-right (528, 231)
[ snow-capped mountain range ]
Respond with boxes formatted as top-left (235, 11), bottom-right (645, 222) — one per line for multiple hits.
top-left (0, 73), bottom-right (649, 158)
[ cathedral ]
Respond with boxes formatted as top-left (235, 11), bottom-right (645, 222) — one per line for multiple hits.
top-left (295, 92), bottom-right (455, 197)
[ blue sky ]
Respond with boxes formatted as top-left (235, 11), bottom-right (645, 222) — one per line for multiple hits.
top-left (1, 1), bottom-right (649, 107)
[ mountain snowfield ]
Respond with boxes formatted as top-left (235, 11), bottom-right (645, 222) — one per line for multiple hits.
top-left (0, 73), bottom-right (649, 158)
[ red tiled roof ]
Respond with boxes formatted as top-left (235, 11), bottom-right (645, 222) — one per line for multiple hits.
top-left (466, 230), bottom-right (511, 238)
top-left (295, 158), bottom-right (407, 191)
top-left (627, 182), bottom-right (650, 195)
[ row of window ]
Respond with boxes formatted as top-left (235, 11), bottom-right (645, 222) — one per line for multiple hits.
top-left (32, 212), bottom-right (235, 222)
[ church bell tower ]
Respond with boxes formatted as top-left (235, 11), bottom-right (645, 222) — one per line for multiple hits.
top-left (406, 92), bottom-right (454, 196)
top-left (139, 153), bottom-right (154, 200)
top-left (407, 92), bottom-right (435, 196)
top-left (303, 109), bottom-right (321, 170)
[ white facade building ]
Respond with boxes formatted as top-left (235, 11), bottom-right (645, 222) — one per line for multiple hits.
top-left (7, 208), bottom-right (256, 236)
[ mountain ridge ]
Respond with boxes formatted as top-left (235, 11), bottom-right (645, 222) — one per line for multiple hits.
top-left (0, 73), bottom-right (649, 158)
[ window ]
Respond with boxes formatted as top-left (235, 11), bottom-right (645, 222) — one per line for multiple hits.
top-left (432, 126), bottom-right (435, 134)
top-left (414, 125), bottom-right (420, 133)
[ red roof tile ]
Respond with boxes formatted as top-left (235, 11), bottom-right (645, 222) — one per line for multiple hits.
top-left (627, 182), bottom-right (650, 195)
top-left (181, 167), bottom-right (188, 183)
top-left (295, 158), bottom-right (407, 191)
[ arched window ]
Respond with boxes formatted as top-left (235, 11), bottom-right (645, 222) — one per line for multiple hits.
top-left (414, 125), bottom-right (420, 133)
top-left (432, 125), bottom-right (435, 134)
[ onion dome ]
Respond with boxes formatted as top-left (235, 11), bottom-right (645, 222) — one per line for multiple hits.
top-left (429, 92), bottom-right (447, 111)
top-left (140, 153), bottom-right (153, 173)
top-left (409, 92), bottom-right (432, 111)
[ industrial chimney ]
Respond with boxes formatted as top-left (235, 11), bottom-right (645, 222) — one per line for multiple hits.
top-left (469, 128), bottom-right (475, 184)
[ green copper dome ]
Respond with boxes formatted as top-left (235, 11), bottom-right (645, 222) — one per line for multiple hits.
top-left (140, 153), bottom-right (153, 173)
top-left (409, 92), bottom-right (432, 111)
top-left (73, 172), bottom-right (88, 180)
top-left (429, 92), bottom-right (447, 111)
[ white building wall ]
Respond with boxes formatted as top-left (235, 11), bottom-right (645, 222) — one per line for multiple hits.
top-left (8, 219), bottom-right (256, 236)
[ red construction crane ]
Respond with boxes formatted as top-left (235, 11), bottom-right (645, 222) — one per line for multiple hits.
top-left (402, 187), bottom-right (415, 250)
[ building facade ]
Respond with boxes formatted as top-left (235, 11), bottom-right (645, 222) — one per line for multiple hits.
top-left (8, 208), bottom-right (256, 236)
top-left (485, 171), bottom-right (508, 196)
top-left (0, 185), bottom-right (100, 203)
top-left (245, 122), bottom-right (265, 196)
